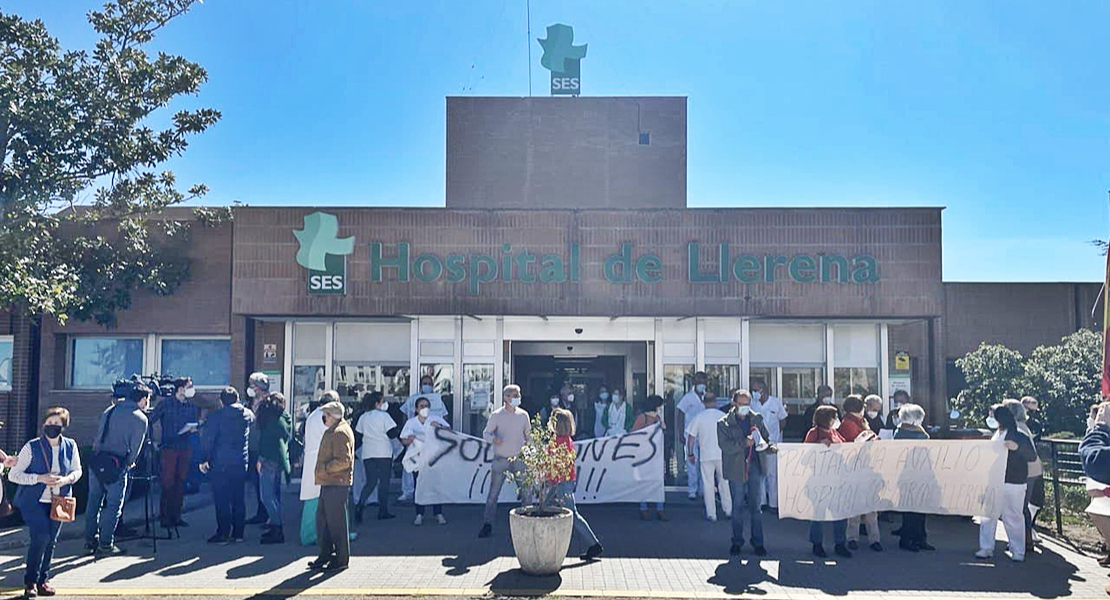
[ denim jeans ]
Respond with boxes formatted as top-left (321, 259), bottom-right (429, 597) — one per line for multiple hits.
top-left (809, 519), bottom-right (848, 545)
top-left (638, 502), bottom-right (665, 510)
top-left (484, 457), bottom-right (529, 524)
top-left (729, 463), bottom-right (764, 546)
top-left (23, 501), bottom-right (62, 586)
top-left (85, 469), bottom-right (130, 548)
top-left (259, 459), bottom-right (283, 527)
top-left (547, 481), bottom-right (599, 552)
top-left (212, 466), bottom-right (247, 538)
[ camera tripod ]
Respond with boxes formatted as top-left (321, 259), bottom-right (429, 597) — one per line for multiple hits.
top-left (114, 438), bottom-right (176, 553)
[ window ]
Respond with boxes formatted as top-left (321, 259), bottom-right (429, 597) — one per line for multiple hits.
top-left (461, 363), bottom-right (494, 436)
top-left (160, 339), bottom-right (230, 387)
top-left (663, 364), bottom-right (694, 487)
top-left (705, 364), bottom-right (739, 409)
top-left (835, 367), bottom-right (879, 399)
top-left (333, 364), bottom-right (410, 406)
top-left (0, 337), bottom-right (12, 392)
top-left (783, 367), bottom-right (825, 409)
top-left (70, 338), bottom-right (144, 389)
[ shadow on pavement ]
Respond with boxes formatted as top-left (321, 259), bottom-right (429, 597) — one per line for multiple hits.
top-left (707, 558), bottom-right (777, 595)
top-left (487, 568), bottom-right (562, 596)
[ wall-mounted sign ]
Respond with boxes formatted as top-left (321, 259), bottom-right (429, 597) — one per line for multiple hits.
top-left (538, 24), bottom-right (587, 96)
top-left (263, 344), bottom-right (278, 364)
top-left (893, 351), bottom-right (911, 372)
top-left (294, 212), bottom-right (354, 295)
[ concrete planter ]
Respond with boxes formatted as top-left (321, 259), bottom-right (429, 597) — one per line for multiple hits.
top-left (509, 506), bottom-right (573, 576)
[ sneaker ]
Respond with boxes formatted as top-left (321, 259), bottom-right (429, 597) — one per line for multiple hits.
top-left (436, 514), bottom-right (447, 525)
top-left (231, 536), bottom-right (246, 544)
top-left (245, 514), bottom-right (268, 526)
top-left (847, 540), bottom-right (859, 551)
top-left (974, 549), bottom-right (994, 559)
top-left (1010, 554), bottom-right (1025, 563)
top-left (84, 539), bottom-right (98, 554)
top-left (729, 543), bottom-right (741, 556)
top-left (478, 523), bottom-right (492, 538)
top-left (34, 582), bottom-right (55, 597)
top-left (1099, 554), bottom-right (1110, 567)
top-left (753, 546), bottom-right (768, 557)
top-left (95, 545), bottom-right (124, 557)
top-left (706, 515), bottom-right (717, 523)
top-left (397, 495), bottom-right (413, 505)
top-left (834, 544), bottom-right (853, 558)
top-left (307, 558), bottom-right (330, 571)
top-left (23, 585), bottom-right (36, 599)
top-left (687, 493), bottom-right (698, 501)
top-left (812, 544), bottom-right (827, 558)
top-left (207, 535), bottom-right (231, 546)
top-left (870, 542), bottom-right (884, 552)
top-left (261, 527), bottom-right (285, 545)
top-left (322, 562), bottom-right (349, 573)
top-left (414, 515), bottom-right (424, 526)
top-left (378, 513), bottom-right (396, 521)
top-left (919, 542), bottom-right (937, 551)
top-left (581, 543), bottom-right (604, 560)
top-left (899, 540), bottom-right (920, 552)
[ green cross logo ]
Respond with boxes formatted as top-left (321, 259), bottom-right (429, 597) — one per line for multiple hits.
top-left (294, 211), bottom-right (354, 294)
top-left (538, 23), bottom-right (587, 96)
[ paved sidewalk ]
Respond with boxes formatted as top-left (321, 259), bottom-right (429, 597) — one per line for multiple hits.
top-left (0, 490), bottom-right (1102, 599)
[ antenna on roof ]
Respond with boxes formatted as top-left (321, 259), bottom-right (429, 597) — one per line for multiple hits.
top-left (526, 0), bottom-right (532, 97)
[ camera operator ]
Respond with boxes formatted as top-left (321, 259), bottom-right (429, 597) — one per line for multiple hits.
top-left (149, 377), bottom-right (200, 529)
top-left (85, 381), bottom-right (150, 556)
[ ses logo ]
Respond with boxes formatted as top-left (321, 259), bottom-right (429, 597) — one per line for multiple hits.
top-left (539, 23), bottom-right (586, 96)
top-left (294, 212), bottom-right (354, 294)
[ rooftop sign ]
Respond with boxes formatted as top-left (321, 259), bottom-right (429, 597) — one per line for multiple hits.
top-left (538, 23), bottom-right (586, 96)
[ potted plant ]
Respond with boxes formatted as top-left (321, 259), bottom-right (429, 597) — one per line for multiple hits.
top-left (504, 415), bottom-right (577, 576)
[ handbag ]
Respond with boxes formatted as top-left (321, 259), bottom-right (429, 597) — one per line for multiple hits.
top-left (34, 442), bottom-right (76, 522)
top-left (89, 405), bottom-right (126, 484)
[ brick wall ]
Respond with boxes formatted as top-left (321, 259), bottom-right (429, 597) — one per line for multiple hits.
top-left (446, 96), bottom-right (687, 210)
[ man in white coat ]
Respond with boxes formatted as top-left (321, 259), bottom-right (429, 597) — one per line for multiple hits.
top-left (398, 375), bottom-right (448, 503)
top-left (675, 372), bottom-right (708, 500)
top-left (299, 391), bottom-right (333, 546)
top-left (749, 378), bottom-right (787, 511)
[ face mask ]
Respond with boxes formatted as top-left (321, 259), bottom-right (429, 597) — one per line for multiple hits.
top-left (822, 397), bottom-right (834, 405)
top-left (550, 398), bottom-right (560, 407)
top-left (831, 419), bottom-right (842, 431)
top-left (377, 403), bottom-right (389, 412)
top-left (599, 392), bottom-right (610, 401)
top-left (247, 387), bottom-right (257, 399)
top-left (183, 387), bottom-right (196, 399)
top-left (43, 425), bottom-right (63, 439)
top-left (1089, 416), bottom-right (1099, 430)
top-left (509, 397), bottom-right (521, 408)
top-left (566, 394), bottom-right (575, 403)
top-left (613, 395), bottom-right (622, 403)
top-left (419, 407), bottom-right (430, 419)
top-left (986, 416), bottom-right (999, 430)
top-left (751, 391), bottom-right (762, 403)
top-left (695, 384), bottom-right (707, 395)
top-left (421, 384), bottom-right (433, 394)
top-left (737, 406), bottom-right (752, 417)
top-left (645, 410), bottom-right (657, 417)
top-left (866, 410), bottom-right (879, 419)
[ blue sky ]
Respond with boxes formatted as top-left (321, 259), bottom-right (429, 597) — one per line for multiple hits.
top-left (9, 0), bottom-right (1110, 281)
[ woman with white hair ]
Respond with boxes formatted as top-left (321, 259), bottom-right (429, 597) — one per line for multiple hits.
top-left (892, 403), bottom-right (935, 552)
top-left (1003, 398), bottom-right (1044, 548)
top-left (975, 403), bottom-right (1037, 562)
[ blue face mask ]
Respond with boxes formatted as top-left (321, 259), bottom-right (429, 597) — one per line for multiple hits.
top-left (421, 384), bottom-right (433, 394)
top-left (695, 384), bottom-right (707, 394)
top-left (599, 392), bottom-right (610, 401)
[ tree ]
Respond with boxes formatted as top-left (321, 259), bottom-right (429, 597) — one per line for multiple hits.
top-left (0, 0), bottom-right (224, 327)
top-left (952, 343), bottom-right (1026, 428)
top-left (1023, 329), bottom-right (1102, 436)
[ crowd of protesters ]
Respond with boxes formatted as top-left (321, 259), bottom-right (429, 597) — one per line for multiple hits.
top-left (3, 365), bottom-right (1093, 599)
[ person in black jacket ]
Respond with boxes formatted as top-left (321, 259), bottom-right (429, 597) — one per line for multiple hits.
top-left (1080, 402), bottom-right (1110, 572)
top-left (975, 403), bottom-right (1037, 562)
top-left (864, 395), bottom-right (885, 435)
top-left (801, 385), bottom-right (836, 437)
top-left (200, 387), bottom-right (256, 545)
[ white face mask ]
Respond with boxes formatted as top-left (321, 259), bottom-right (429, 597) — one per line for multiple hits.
top-left (599, 392), bottom-right (609, 401)
top-left (377, 403), bottom-right (389, 412)
top-left (509, 397), bottom-right (521, 408)
top-left (550, 397), bottom-right (560, 407)
top-left (695, 384), bottom-right (707, 395)
top-left (1089, 416), bottom-right (1099, 431)
top-left (418, 407), bottom-right (430, 419)
top-left (183, 387), bottom-right (196, 399)
top-left (247, 387), bottom-right (257, 399)
top-left (612, 395), bottom-right (622, 403)
top-left (986, 416), bottom-right (999, 430)
top-left (866, 410), bottom-right (878, 419)
top-left (822, 396), bottom-right (834, 405)
top-left (566, 394), bottom-right (575, 403)
top-left (421, 384), bottom-right (434, 394)
top-left (737, 405), bottom-right (752, 417)
top-left (751, 391), bottom-right (762, 403)
top-left (831, 419), bottom-right (842, 430)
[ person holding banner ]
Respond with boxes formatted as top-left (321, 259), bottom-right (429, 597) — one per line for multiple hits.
top-left (803, 405), bottom-right (852, 559)
top-left (401, 397), bottom-right (450, 525)
top-left (633, 395), bottom-right (668, 521)
top-left (547, 408), bottom-right (604, 561)
top-left (802, 385), bottom-right (837, 438)
top-left (602, 388), bottom-right (634, 437)
top-left (718, 389), bottom-right (777, 557)
top-left (838, 395), bottom-right (882, 552)
top-left (478, 384), bottom-right (531, 539)
top-left (975, 403), bottom-right (1037, 562)
top-left (893, 403), bottom-right (934, 552)
top-left (864, 395), bottom-right (886, 436)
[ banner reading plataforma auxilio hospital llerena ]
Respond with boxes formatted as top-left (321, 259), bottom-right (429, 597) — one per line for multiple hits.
top-left (410, 424), bottom-right (666, 506)
top-left (777, 440), bottom-right (1008, 521)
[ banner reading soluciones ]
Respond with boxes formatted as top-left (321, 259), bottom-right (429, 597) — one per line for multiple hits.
top-left (370, 241), bottom-right (880, 294)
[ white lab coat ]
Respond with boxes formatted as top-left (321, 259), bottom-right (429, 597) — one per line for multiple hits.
top-left (299, 406), bottom-right (327, 501)
top-left (400, 392), bottom-right (448, 421)
top-left (752, 395), bottom-right (786, 443)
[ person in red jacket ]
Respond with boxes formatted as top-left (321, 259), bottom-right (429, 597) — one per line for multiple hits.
top-left (838, 395), bottom-right (881, 552)
top-left (804, 406), bottom-right (851, 559)
top-left (547, 408), bottom-right (603, 561)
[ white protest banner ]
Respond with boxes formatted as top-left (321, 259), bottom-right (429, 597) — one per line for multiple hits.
top-left (777, 440), bottom-right (1007, 521)
top-left (413, 424), bottom-right (665, 505)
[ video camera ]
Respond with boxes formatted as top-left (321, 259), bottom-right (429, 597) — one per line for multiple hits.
top-left (111, 374), bottom-right (180, 400)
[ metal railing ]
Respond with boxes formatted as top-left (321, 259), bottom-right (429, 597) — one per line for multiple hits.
top-left (1040, 438), bottom-right (1085, 537)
